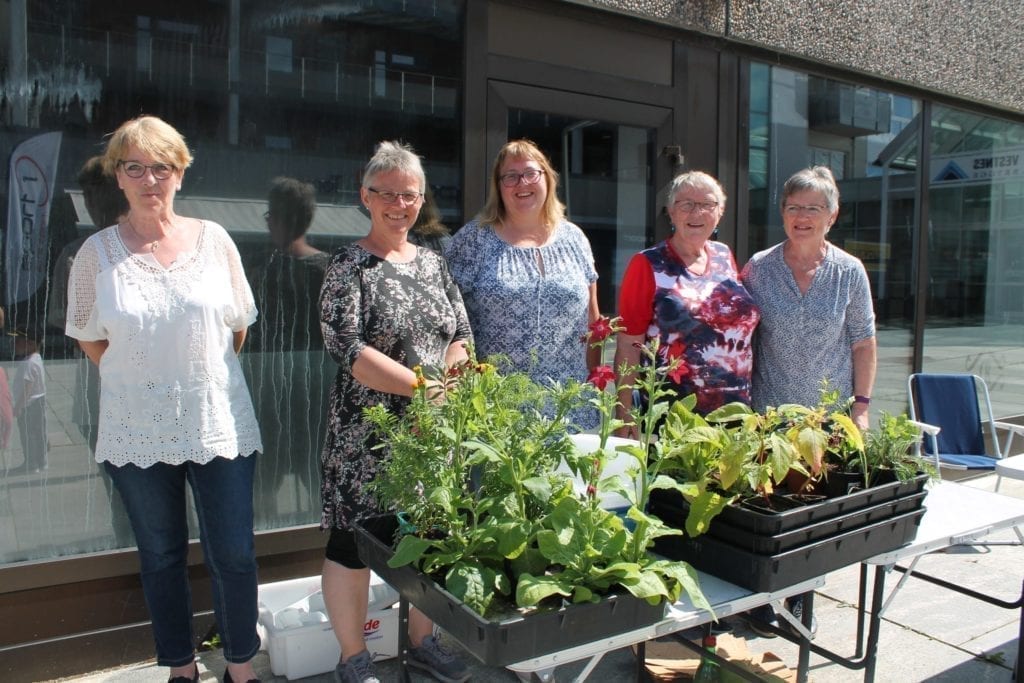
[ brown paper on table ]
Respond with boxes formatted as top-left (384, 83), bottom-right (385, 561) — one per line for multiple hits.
top-left (634, 633), bottom-right (798, 682)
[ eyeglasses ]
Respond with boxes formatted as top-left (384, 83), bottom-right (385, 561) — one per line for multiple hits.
top-left (367, 188), bottom-right (423, 205)
top-left (673, 200), bottom-right (719, 214)
top-left (784, 204), bottom-right (828, 217)
top-left (119, 161), bottom-right (176, 180)
top-left (499, 169), bottom-right (545, 188)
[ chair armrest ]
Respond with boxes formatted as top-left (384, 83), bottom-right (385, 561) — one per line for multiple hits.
top-left (908, 419), bottom-right (941, 436)
top-left (991, 421), bottom-right (1024, 457)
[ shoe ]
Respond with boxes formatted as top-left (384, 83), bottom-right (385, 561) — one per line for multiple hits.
top-left (744, 604), bottom-right (778, 638)
top-left (709, 618), bottom-right (733, 635)
top-left (168, 664), bottom-right (200, 683)
top-left (785, 596), bottom-right (819, 637)
top-left (223, 667), bottom-right (260, 683)
top-left (334, 650), bottom-right (380, 683)
top-left (408, 634), bottom-right (471, 683)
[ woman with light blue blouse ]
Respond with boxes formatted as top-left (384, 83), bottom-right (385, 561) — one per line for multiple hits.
top-left (741, 165), bottom-right (877, 431)
top-left (445, 139), bottom-right (601, 428)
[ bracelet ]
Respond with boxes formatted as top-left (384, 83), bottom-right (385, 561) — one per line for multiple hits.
top-left (853, 395), bottom-right (871, 405)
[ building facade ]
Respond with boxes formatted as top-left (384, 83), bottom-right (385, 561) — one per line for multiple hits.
top-left (2, 0), bottom-right (1023, 677)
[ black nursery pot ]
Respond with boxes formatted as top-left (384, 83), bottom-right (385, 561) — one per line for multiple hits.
top-left (352, 514), bottom-right (667, 666)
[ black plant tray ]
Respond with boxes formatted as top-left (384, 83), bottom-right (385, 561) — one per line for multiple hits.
top-left (649, 472), bottom-right (928, 536)
top-left (353, 514), bottom-right (667, 666)
top-left (651, 491), bottom-right (927, 555)
top-left (653, 508), bottom-right (925, 593)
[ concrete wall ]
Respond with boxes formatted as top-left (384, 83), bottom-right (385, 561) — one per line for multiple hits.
top-left (578, 0), bottom-right (1024, 115)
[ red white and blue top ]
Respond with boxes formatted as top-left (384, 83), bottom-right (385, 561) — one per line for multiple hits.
top-left (618, 239), bottom-right (760, 415)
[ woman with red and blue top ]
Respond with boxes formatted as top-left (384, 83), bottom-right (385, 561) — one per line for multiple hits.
top-left (614, 171), bottom-right (760, 436)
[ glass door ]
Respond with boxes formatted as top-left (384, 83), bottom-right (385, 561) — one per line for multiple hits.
top-left (486, 82), bottom-right (673, 312)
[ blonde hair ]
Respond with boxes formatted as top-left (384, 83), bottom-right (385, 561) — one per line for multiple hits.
top-left (477, 139), bottom-right (565, 229)
top-left (102, 116), bottom-right (193, 176)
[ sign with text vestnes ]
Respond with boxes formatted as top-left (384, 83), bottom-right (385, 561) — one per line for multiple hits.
top-left (5, 132), bottom-right (62, 305)
top-left (931, 146), bottom-right (1024, 184)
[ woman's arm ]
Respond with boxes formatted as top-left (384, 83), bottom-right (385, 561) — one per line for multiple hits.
top-left (78, 340), bottom-right (109, 366)
top-left (850, 336), bottom-right (877, 430)
top-left (445, 340), bottom-right (469, 367)
top-left (586, 282), bottom-right (602, 370)
top-left (351, 347), bottom-right (420, 398)
top-left (233, 329), bottom-right (247, 354)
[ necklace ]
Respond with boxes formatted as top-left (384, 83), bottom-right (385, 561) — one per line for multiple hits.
top-left (127, 218), bottom-right (171, 253)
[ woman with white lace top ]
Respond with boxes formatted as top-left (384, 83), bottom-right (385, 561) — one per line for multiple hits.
top-left (65, 116), bottom-right (263, 683)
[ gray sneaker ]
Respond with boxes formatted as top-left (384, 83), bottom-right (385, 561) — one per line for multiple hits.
top-left (408, 634), bottom-right (471, 683)
top-left (334, 650), bottom-right (380, 683)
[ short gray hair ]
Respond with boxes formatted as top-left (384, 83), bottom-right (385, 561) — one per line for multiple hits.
top-left (362, 140), bottom-right (425, 191)
top-left (782, 166), bottom-right (839, 212)
top-left (666, 171), bottom-right (726, 211)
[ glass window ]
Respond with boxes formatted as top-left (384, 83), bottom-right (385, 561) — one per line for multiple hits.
top-left (745, 65), bottom-right (922, 419)
top-left (0, 1), bottom-right (464, 565)
top-left (924, 106), bottom-right (1024, 417)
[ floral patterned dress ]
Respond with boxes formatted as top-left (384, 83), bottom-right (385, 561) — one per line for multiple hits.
top-left (319, 245), bottom-right (471, 530)
top-left (618, 239), bottom-right (760, 415)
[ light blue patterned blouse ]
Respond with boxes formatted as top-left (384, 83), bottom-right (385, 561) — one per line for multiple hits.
top-left (445, 219), bottom-right (598, 428)
top-left (741, 241), bottom-right (875, 411)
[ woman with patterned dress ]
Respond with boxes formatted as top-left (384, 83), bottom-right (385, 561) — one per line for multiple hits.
top-left (319, 142), bottom-right (472, 683)
top-left (65, 116), bottom-right (263, 683)
top-left (615, 171), bottom-right (760, 434)
top-left (444, 139), bottom-right (601, 429)
top-left (741, 165), bottom-right (876, 430)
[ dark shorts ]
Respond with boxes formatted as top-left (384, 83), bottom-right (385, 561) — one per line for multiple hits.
top-left (324, 515), bottom-right (393, 569)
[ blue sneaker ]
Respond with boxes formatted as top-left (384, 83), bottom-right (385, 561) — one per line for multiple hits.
top-left (408, 634), bottom-right (470, 683)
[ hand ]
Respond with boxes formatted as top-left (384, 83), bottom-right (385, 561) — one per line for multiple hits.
top-left (851, 402), bottom-right (870, 431)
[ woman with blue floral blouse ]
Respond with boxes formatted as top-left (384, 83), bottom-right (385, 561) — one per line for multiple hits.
top-left (445, 139), bottom-right (601, 429)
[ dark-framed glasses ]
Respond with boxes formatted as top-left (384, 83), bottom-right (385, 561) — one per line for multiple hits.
top-left (674, 200), bottom-right (719, 214)
top-left (367, 188), bottom-right (423, 205)
top-left (499, 168), bottom-right (545, 187)
top-left (119, 161), bottom-right (176, 180)
top-left (784, 204), bottom-right (827, 217)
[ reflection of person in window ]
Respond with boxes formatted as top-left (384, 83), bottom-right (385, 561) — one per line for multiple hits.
top-left (10, 328), bottom-right (47, 474)
top-left (48, 156), bottom-right (133, 542)
top-left (245, 177), bottom-right (334, 528)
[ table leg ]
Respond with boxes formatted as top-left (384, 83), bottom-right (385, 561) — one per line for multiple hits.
top-left (636, 641), bottom-right (646, 681)
top-left (856, 563), bottom-right (868, 658)
top-left (797, 591), bottom-right (814, 683)
top-left (863, 565), bottom-right (888, 683)
top-left (399, 597), bottom-right (411, 683)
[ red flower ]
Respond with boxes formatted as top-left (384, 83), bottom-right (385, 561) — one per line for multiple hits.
top-left (667, 361), bottom-right (691, 385)
top-left (587, 365), bottom-right (616, 390)
top-left (585, 317), bottom-right (615, 343)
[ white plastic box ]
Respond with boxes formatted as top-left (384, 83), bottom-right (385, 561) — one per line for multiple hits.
top-left (256, 573), bottom-right (400, 681)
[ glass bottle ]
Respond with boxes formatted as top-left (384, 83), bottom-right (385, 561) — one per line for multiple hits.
top-left (693, 633), bottom-right (721, 682)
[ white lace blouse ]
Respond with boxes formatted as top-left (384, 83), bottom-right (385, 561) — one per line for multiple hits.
top-left (65, 221), bottom-right (263, 467)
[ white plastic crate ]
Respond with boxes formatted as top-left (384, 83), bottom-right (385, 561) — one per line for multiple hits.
top-left (256, 573), bottom-right (399, 681)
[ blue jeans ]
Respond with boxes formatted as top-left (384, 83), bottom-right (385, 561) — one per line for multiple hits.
top-left (105, 454), bottom-right (260, 666)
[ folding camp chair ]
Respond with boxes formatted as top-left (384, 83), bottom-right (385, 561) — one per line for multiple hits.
top-left (908, 373), bottom-right (1024, 546)
top-left (908, 372), bottom-right (1024, 491)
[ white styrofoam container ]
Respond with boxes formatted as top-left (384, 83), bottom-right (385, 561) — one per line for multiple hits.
top-left (256, 573), bottom-right (399, 681)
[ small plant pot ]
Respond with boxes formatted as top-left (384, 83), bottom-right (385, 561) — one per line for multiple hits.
top-left (823, 471), bottom-right (868, 498)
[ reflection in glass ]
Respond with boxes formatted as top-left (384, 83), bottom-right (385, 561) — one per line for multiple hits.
top-left (925, 106), bottom-right (1024, 416)
top-left (0, 0), bottom-right (465, 565)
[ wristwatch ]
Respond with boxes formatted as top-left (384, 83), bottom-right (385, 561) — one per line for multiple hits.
top-left (853, 395), bottom-right (871, 405)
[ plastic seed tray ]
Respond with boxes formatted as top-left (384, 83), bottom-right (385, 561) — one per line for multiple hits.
top-left (649, 472), bottom-right (928, 536)
top-left (653, 507), bottom-right (926, 593)
top-left (353, 514), bottom-right (667, 666)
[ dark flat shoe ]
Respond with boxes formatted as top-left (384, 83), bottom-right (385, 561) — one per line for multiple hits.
top-left (223, 668), bottom-right (260, 683)
top-left (168, 665), bottom-right (200, 683)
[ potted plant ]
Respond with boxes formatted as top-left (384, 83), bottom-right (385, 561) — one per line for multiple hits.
top-left (356, 318), bottom-right (711, 663)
